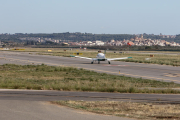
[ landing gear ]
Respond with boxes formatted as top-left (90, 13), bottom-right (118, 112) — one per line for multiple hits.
top-left (108, 61), bottom-right (111, 64)
top-left (91, 61), bottom-right (93, 64)
top-left (98, 61), bottom-right (100, 64)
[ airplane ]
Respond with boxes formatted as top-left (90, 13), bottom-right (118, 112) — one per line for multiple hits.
top-left (71, 52), bottom-right (132, 64)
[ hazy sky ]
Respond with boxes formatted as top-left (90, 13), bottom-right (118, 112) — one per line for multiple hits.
top-left (0, 0), bottom-right (180, 35)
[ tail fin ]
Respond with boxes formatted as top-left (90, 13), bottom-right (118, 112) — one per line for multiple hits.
top-left (104, 50), bottom-right (106, 58)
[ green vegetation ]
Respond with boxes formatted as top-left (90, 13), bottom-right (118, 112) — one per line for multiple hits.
top-left (88, 45), bottom-right (180, 51)
top-left (0, 64), bottom-right (180, 93)
top-left (1, 33), bottom-right (136, 42)
top-left (1, 32), bottom-right (180, 43)
top-left (52, 100), bottom-right (180, 120)
top-left (175, 34), bottom-right (180, 43)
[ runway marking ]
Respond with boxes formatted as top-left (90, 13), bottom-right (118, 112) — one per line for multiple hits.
top-left (3, 57), bottom-right (180, 82)
top-left (164, 73), bottom-right (180, 78)
top-left (103, 65), bottom-right (128, 66)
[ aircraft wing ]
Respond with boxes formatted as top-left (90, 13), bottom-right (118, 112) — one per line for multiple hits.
top-left (74, 56), bottom-right (93, 60)
top-left (107, 57), bottom-right (132, 61)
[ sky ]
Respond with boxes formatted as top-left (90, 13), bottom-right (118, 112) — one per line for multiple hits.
top-left (0, 0), bottom-right (180, 35)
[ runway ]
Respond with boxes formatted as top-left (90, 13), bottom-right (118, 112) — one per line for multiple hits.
top-left (0, 51), bottom-right (180, 83)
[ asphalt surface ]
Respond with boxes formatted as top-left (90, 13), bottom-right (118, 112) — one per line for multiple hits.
top-left (0, 51), bottom-right (180, 83)
top-left (0, 89), bottom-right (180, 104)
top-left (0, 100), bottom-right (130, 120)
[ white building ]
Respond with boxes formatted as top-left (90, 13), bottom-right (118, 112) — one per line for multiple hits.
top-left (95, 40), bottom-right (104, 46)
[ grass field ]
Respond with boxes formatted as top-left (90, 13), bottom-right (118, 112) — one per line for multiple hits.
top-left (0, 64), bottom-right (180, 93)
top-left (52, 100), bottom-right (180, 120)
top-left (10, 48), bottom-right (180, 66)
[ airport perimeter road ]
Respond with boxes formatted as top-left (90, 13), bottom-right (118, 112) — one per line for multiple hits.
top-left (0, 51), bottom-right (180, 83)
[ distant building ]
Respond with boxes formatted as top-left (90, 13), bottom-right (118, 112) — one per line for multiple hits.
top-left (140, 34), bottom-right (144, 40)
top-left (95, 41), bottom-right (104, 46)
top-left (110, 39), bottom-right (115, 43)
top-left (127, 41), bottom-right (134, 46)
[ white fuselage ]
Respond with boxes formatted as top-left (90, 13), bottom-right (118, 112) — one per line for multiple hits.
top-left (92, 53), bottom-right (109, 64)
top-left (96, 53), bottom-right (106, 59)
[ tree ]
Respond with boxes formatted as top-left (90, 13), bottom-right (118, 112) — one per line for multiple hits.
top-left (145, 46), bottom-right (151, 50)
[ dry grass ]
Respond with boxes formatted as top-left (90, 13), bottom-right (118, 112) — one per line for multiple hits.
top-left (0, 64), bottom-right (180, 93)
top-left (52, 100), bottom-right (180, 120)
